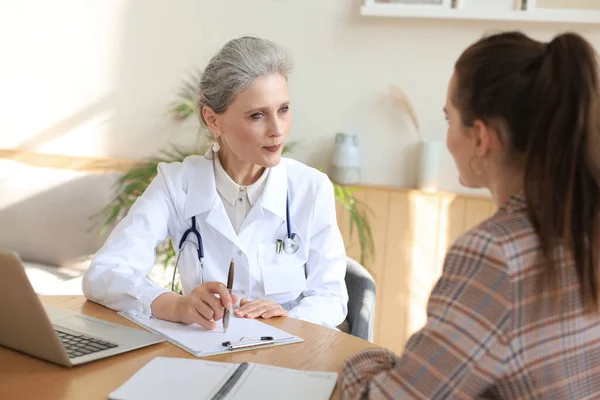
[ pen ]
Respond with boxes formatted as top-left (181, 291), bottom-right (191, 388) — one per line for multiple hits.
top-left (223, 260), bottom-right (234, 333)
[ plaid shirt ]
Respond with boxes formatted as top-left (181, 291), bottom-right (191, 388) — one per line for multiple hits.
top-left (342, 191), bottom-right (600, 399)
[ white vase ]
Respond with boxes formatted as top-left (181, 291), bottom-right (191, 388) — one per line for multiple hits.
top-left (416, 139), bottom-right (442, 192)
top-left (331, 133), bottom-right (361, 185)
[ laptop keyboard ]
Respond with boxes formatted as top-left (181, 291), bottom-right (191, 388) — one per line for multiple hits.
top-left (54, 328), bottom-right (119, 359)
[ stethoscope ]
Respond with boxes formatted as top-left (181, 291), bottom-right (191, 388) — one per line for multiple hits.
top-left (171, 192), bottom-right (300, 292)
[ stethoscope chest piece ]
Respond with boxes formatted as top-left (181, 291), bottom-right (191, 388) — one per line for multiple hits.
top-left (277, 233), bottom-right (301, 254)
top-left (284, 232), bottom-right (301, 254)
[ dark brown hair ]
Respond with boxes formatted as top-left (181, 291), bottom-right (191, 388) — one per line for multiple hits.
top-left (453, 31), bottom-right (600, 311)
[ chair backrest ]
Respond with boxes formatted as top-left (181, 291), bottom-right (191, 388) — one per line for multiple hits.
top-left (344, 257), bottom-right (376, 342)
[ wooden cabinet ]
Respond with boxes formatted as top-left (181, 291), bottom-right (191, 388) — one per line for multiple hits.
top-left (337, 186), bottom-right (495, 353)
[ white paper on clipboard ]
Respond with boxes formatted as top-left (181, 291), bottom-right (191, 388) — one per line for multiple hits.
top-left (119, 312), bottom-right (303, 356)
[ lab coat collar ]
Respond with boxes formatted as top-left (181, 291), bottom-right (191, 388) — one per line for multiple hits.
top-left (183, 150), bottom-right (288, 223)
top-left (260, 158), bottom-right (288, 222)
top-left (183, 150), bottom-right (219, 220)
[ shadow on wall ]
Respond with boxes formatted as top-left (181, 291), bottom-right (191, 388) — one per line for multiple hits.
top-left (16, 95), bottom-right (117, 154)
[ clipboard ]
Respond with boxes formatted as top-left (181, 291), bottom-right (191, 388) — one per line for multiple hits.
top-left (119, 312), bottom-right (303, 357)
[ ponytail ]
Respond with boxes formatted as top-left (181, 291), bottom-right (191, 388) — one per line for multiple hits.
top-left (454, 31), bottom-right (600, 311)
top-left (525, 33), bottom-right (600, 311)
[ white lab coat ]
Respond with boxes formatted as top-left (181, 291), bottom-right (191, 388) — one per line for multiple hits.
top-left (82, 153), bottom-right (348, 328)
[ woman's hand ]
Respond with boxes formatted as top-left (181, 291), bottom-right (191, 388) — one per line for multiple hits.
top-left (235, 298), bottom-right (288, 319)
top-left (175, 282), bottom-right (238, 329)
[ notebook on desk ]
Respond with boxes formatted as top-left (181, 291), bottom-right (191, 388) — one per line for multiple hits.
top-left (109, 357), bottom-right (338, 400)
top-left (119, 312), bottom-right (303, 357)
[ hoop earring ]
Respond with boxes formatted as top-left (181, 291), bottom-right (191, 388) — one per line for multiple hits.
top-left (212, 140), bottom-right (220, 152)
top-left (468, 155), bottom-right (484, 176)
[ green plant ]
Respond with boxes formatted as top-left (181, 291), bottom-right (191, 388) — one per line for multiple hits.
top-left (334, 185), bottom-right (374, 268)
top-left (95, 70), bottom-right (375, 287)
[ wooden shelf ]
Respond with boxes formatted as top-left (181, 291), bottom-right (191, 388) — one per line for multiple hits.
top-left (360, 3), bottom-right (600, 24)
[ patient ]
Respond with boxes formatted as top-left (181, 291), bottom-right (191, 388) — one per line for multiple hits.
top-left (341, 31), bottom-right (600, 398)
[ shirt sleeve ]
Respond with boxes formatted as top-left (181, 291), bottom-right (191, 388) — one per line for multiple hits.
top-left (341, 229), bottom-right (513, 399)
top-left (287, 175), bottom-right (349, 328)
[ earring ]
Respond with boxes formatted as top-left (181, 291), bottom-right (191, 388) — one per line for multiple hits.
top-left (468, 155), bottom-right (484, 176)
top-left (212, 140), bottom-right (220, 152)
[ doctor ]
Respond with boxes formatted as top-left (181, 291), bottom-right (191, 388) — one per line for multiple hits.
top-left (82, 36), bottom-right (348, 330)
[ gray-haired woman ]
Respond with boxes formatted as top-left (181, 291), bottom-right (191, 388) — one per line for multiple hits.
top-left (83, 37), bottom-right (349, 330)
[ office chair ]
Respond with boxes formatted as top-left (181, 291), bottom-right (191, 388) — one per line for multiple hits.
top-left (342, 257), bottom-right (376, 342)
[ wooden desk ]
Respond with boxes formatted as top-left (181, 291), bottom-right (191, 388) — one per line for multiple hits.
top-left (0, 296), bottom-right (378, 399)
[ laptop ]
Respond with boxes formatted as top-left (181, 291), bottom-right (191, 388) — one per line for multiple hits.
top-left (0, 251), bottom-right (165, 367)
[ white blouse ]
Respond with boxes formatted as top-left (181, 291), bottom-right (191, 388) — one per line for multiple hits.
top-left (213, 154), bottom-right (269, 234)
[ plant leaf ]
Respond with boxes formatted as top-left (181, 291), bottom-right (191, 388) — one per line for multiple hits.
top-left (332, 183), bottom-right (376, 273)
top-left (92, 144), bottom-right (192, 236)
top-left (389, 84), bottom-right (420, 133)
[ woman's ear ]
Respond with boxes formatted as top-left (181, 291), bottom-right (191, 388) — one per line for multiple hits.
top-left (471, 119), bottom-right (493, 157)
top-left (202, 106), bottom-right (220, 137)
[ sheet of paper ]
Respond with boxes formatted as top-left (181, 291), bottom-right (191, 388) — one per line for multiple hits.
top-left (109, 357), bottom-right (237, 400)
top-left (228, 364), bottom-right (338, 400)
top-left (121, 313), bottom-right (301, 356)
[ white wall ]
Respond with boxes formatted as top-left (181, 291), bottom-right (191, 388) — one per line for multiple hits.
top-left (3, 0), bottom-right (600, 195)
